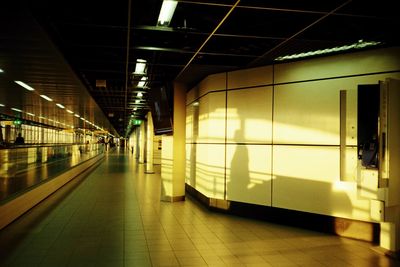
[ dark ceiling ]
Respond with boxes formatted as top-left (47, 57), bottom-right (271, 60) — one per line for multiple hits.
top-left (2, 0), bottom-right (399, 136)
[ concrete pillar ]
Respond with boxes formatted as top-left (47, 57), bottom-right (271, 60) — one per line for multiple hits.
top-left (139, 121), bottom-right (145, 163)
top-left (145, 111), bottom-right (154, 173)
top-left (161, 82), bottom-right (186, 202)
top-left (5, 125), bottom-right (11, 143)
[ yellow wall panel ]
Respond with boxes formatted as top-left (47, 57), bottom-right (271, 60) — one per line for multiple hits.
top-left (199, 72), bottom-right (226, 97)
top-left (197, 92), bottom-right (226, 143)
top-left (195, 144), bottom-right (226, 199)
top-left (186, 85), bottom-right (199, 104)
top-left (227, 86), bottom-right (273, 143)
top-left (186, 105), bottom-right (194, 143)
top-left (226, 144), bottom-right (272, 206)
top-left (271, 145), bottom-right (370, 219)
top-left (274, 81), bottom-right (341, 145)
top-left (227, 65), bottom-right (273, 89)
top-left (275, 47), bottom-right (400, 84)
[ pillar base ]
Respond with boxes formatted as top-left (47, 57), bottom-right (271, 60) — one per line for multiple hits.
top-left (161, 195), bottom-right (185, 202)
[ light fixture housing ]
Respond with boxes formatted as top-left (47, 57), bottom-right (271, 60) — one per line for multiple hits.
top-left (40, 94), bottom-right (53, 101)
top-left (15, 81), bottom-right (35, 91)
top-left (275, 40), bottom-right (382, 61)
top-left (137, 76), bottom-right (148, 88)
top-left (157, 0), bottom-right (178, 27)
top-left (133, 59), bottom-right (147, 75)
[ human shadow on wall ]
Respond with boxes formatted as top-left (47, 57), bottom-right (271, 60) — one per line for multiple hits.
top-left (226, 129), bottom-right (268, 205)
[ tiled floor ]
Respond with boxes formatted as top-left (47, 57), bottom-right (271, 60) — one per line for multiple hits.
top-left (0, 150), bottom-right (399, 266)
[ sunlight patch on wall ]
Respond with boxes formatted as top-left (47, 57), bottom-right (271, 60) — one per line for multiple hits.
top-left (194, 144), bottom-right (226, 199)
top-left (273, 121), bottom-right (339, 145)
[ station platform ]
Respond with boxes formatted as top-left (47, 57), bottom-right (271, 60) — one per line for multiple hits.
top-left (0, 149), bottom-right (398, 267)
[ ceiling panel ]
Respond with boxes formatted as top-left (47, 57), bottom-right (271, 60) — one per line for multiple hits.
top-left (1, 0), bottom-right (398, 136)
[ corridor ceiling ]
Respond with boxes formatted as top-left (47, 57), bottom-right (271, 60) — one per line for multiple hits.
top-left (1, 0), bottom-right (399, 136)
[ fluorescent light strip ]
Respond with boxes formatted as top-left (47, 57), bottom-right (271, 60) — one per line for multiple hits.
top-left (0, 69), bottom-right (4, 73)
top-left (11, 108), bottom-right (23, 112)
top-left (137, 76), bottom-right (148, 88)
top-left (275, 40), bottom-right (382, 61)
top-left (66, 109), bottom-right (74, 114)
top-left (40, 94), bottom-right (53, 101)
top-left (80, 117), bottom-right (85, 121)
top-left (15, 81), bottom-right (35, 91)
top-left (133, 59), bottom-right (147, 75)
top-left (56, 103), bottom-right (65, 109)
top-left (26, 112), bottom-right (35, 117)
top-left (0, 103), bottom-right (5, 107)
top-left (158, 0), bottom-right (177, 26)
top-left (74, 114), bottom-right (80, 118)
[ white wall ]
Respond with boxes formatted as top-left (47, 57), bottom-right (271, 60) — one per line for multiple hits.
top-left (186, 47), bottom-right (400, 224)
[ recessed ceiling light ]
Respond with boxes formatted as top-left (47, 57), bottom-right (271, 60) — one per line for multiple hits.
top-left (133, 59), bottom-right (147, 75)
top-left (11, 107), bottom-right (22, 112)
top-left (40, 94), bottom-right (53, 101)
top-left (157, 0), bottom-right (177, 27)
top-left (15, 81), bottom-right (35, 91)
top-left (275, 40), bottom-right (382, 61)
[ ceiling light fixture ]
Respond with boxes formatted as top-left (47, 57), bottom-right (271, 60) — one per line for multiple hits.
top-left (0, 69), bottom-right (4, 73)
top-left (40, 94), bottom-right (53, 101)
top-left (11, 108), bottom-right (22, 112)
top-left (275, 40), bottom-right (382, 61)
top-left (137, 76), bottom-right (148, 88)
top-left (74, 114), bottom-right (80, 118)
top-left (135, 99), bottom-right (140, 104)
top-left (15, 81), bottom-right (35, 91)
top-left (66, 109), bottom-right (74, 114)
top-left (137, 92), bottom-right (143, 97)
top-left (56, 103), bottom-right (65, 109)
top-left (0, 103), bottom-right (5, 107)
top-left (133, 59), bottom-right (147, 75)
top-left (26, 112), bottom-right (35, 116)
top-left (157, 0), bottom-right (177, 27)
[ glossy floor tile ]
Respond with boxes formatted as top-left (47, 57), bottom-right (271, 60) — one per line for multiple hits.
top-left (0, 149), bottom-right (399, 266)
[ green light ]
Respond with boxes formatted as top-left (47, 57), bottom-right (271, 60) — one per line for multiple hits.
top-left (13, 119), bottom-right (22, 125)
top-left (133, 119), bottom-right (142, 125)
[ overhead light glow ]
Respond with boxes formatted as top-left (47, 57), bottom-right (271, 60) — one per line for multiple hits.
top-left (80, 117), bottom-right (85, 121)
top-left (137, 76), bottom-right (148, 88)
top-left (275, 40), bottom-right (382, 61)
top-left (133, 59), bottom-right (147, 75)
top-left (135, 99), bottom-right (140, 104)
top-left (74, 114), bottom-right (80, 118)
top-left (66, 109), bottom-right (74, 114)
top-left (39, 116), bottom-right (46, 120)
top-left (0, 69), bottom-right (4, 73)
top-left (0, 103), bottom-right (5, 107)
top-left (11, 108), bottom-right (23, 113)
top-left (137, 92), bottom-right (143, 97)
top-left (157, 0), bottom-right (178, 27)
top-left (26, 112), bottom-right (35, 117)
top-left (15, 81), bottom-right (35, 91)
top-left (56, 103), bottom-right (65, 109)
top-left (40, 94), bottom-right (53, 101)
